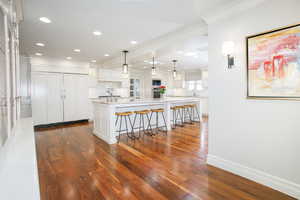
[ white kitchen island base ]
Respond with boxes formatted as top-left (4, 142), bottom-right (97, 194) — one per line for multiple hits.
top-left (93, 98), bottom-right (202, 144)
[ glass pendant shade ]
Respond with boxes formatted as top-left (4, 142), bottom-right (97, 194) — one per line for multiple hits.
top-left (152, 67), bottom-right (156, 75)
top-left (123, 64), bottom-right (128, 74)
top-left (173, 70), bottom-right (177, 78)
top-left (122, 50), bottom-right (129, 74)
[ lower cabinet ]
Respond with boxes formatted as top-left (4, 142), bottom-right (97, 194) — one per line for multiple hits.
top-left (32, 72), bottom-right (89, 126)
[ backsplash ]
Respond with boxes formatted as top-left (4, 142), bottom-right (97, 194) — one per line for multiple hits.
top-left (89, 82), bottom-right (129, 98)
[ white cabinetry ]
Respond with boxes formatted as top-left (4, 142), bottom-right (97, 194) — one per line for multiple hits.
top-left (64, 74), bottom-right (89, 121)
top-left (32, 72), bottom-right (89, 126)
top-left (32, 73), bottom-right (64, 125)
top-left (98, 68), bottom-right (123, 82)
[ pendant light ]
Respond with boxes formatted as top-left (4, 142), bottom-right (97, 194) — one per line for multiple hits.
top-left (151, 56), bottom-right (156, 75)
top-left (172, 60), bottom-right (177, 78)
top-left (122, 50), bottom-right (129, 74)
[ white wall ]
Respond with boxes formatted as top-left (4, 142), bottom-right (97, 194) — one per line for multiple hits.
top-left (208, 0), bottom-right (300, 198)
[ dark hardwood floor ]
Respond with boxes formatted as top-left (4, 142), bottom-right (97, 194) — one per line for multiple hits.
top-left (35, 117), bottom-right (295, 200)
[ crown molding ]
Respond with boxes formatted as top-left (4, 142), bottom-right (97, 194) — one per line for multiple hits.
top-left (202, 0), bottom-right (267, 24)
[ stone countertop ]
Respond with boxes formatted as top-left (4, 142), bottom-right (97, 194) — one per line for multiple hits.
top-left (92, 97), bottom-right (201, 107)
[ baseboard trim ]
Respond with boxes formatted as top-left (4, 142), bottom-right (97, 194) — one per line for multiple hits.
top-left (207, 154), bottom-right (300, 199)
top-left (34, 119), bottom-right (89, 130)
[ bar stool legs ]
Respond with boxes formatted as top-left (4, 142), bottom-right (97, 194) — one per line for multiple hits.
top-left (190, 104), bottom-right (201, 122)
top-left (148, 109), bottom-right (167, 135)
top-left (171, 106), bottom-right (184, 128)
top-left (183, 105), bottom-right (193, 124)
top-left (115, 112), bottom-right (135, 144)
top-left (132, 110), bottom-right (154, 138)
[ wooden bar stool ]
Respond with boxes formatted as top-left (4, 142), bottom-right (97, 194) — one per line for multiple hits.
top-left (182, 105), bottom-right (193, 124)
top-left (186, 104), bottom-right (201, 123)
top-left (171, 106), bottom-right (184, 128)
top-left (148, 109), bottom-right (167, 135)
top-left (115, 112), bottom-right (134, 143)
top-left (132, 110), bottom-right (153, 138)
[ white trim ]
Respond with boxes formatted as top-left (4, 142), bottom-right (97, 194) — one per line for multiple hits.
top-left (207, 154), bottom-right (300, 199)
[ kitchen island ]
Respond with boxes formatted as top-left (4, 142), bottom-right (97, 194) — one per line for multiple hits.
top-left (92, 97), bottom-right (202, 144)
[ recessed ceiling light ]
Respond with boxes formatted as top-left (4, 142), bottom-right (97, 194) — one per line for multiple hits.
top-left (39, 17), bottom-right (51, 23)
top-left (93, 31), bottom-right (102, 36)
top-left (66, 57), bottom-right (72, 60)
top-left (35, 53), bottom-right (43, 56)
top-left (104, 54), bottom-right (110, 57)
top-left (35, 43), bottom-right (45, 47)
top-left (177, 50), bottom-right (184, 54)
top-left (91, 60), bottom-right (97, 63)
top-left (131, 41), bottom-right (138, 45)
top-left (143, 66), bottom-right (148, 68)
top-left (73, 49), bottom-right (81, 52)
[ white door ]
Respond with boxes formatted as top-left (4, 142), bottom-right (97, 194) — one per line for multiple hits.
top-left (0, 9), bottom-right (8, 145)
top-left (64, 74), bottom-right (89, 121)
top-left (47, 73), bottom-right (64, 124)
top-left (77, 75), bottom-right (89, 120)
top-left (63, 74), bottom-right (77, 122)
top-left (32, 73), bottom-right (64, 125)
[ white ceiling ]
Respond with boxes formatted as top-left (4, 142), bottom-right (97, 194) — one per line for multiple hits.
top-left (19, 0), bottom-right (233, 68)
top-left (128, 35), bottom-right (209, 71)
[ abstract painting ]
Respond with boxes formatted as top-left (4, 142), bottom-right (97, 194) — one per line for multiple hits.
top-left (247, 24), bottom-right (300, 99)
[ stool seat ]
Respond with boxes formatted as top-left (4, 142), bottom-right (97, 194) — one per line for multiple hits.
top-left (116, 112), bottom-right (132, 116)
top-left (151, 109), bottom-right (164, 112)
top-left (186, 104), bottom-right (196, 108)
top-left (134, 110), bottom-right (150, 114)
top-left (171, 106), bottom-right (181, 110)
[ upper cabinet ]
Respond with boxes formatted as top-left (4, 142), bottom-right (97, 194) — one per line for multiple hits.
top-left (97, 68), bottom-right (130, 88)
top-left (98, 68), bottom-right (124, 82)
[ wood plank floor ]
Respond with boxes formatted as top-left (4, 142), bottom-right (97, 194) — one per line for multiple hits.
top-left (35, 118), bottom-right (295, 200)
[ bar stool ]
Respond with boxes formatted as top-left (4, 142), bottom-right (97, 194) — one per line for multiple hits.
top-left (182, 105), bottom-right (193, 124)
top-left (171, 106), bottom-right (184, 128)
top-left (115, 112), bottom-right (134, 143)
top-left (132, 110), bottom-right (153, 138)
top-left (148, 109), bottom-right (167, 135)
top-left (186, 104), bottom-right (201, 122)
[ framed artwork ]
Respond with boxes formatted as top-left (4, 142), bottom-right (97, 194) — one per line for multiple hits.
top-left (246, 24), bottom-right (300, 99)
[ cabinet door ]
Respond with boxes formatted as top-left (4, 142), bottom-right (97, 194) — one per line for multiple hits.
top-left (77, 75), bottom-right (89, 119)
top-left (64, 74), bottom-right (89, 122)
top-left (46, 74), bottom-right (64, 124)
top-left (32, 73), bottom-right (63, 125)
top-left (31, 73), bottom-right (47, 125)
top-left (63, 74), bottom-right (77, 122)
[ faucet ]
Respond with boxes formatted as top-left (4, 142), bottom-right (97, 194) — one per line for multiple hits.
top-left (107, 88), bottom-right (114, 96)
top-left (106, 88), bottom-right (114, 102)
